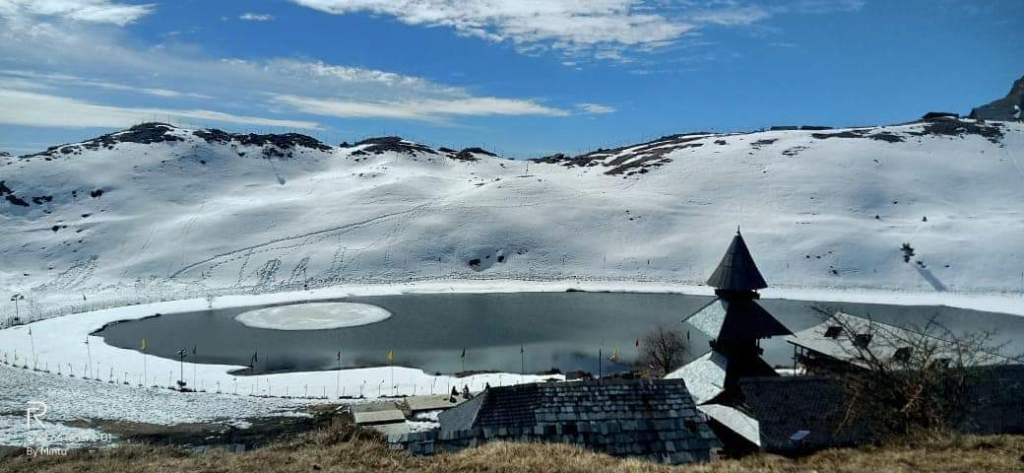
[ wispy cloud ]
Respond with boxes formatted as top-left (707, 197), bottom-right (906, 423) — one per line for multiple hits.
top-left (576, 103), bottom-right (616, 114)
top-left (0, 0), bottom-right (155, 25)
top-left (0, 8), bottom-right (589, 131)
top-left (0, 70), bottom-right (212, 99)
top-left (288, 0), bottom-right (867, 62)
top-left (270, 94), bottom-right (569, 121)
top-left (290, 0), bottom-right (694, 61)
top-left (239, 12), bottom-right (274, 22)
top-left (688, 6), bottom-right (771, 26)
top-left (0, 89), bottom-right (320, 129)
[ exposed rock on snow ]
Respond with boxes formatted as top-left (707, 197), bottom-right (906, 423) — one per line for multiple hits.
top-left (193, 128), bottom-right (332, 154)
top-left (234, 302), bottom-right (391, 330)
top-left (451, 147), bottom-right (497, 162)
top-left (22, 123), bottom-right (185, 159)
top-left (350, 136), bottom-right (437, 156)
top-left (970, 75), bottom-right (1024, 121)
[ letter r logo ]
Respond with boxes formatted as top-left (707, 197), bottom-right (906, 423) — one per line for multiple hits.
top-left (26, 401), bottom-right (47, 428)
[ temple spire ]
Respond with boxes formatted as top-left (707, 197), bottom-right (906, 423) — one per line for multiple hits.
top-left (706, 231), bottom-right (768, 291)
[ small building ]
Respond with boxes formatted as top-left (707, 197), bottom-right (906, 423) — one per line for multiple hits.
top-left (396, 379), bottom-right (721, 465)
top-left (921, 111), bottom-right (959, 121)
top-left (353, 408), bottom-right (406, 426)
top-left (787, 311), bottom-right (1012, 374)
top-left (403, 394), bottom-right (464, 415)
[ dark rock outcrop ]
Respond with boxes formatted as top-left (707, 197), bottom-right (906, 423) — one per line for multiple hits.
top-left (351, 136), bottom-right (437, 156)
top-left (530, 133), bottom-right (710, 177)
top-left (23, 123), bottom-right (332, 160)
top-left (193, 129), bottom-right (332, 154)
top-left (451, 147), bottom-right (496, 162)
top-left (969, 75), bottom-right (1024, 121)
top-left (24, 123), bottom-right (184, 158)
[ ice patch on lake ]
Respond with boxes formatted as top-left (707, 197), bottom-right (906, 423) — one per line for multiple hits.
top-left (234, 302), bottom-right (391, 330)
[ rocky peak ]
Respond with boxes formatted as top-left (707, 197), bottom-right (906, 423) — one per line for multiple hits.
top-left (969, 75), bottom-right (1024, 121)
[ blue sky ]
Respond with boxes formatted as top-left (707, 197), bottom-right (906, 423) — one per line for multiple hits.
top-left (0, 0), bottom-right (1020, 157)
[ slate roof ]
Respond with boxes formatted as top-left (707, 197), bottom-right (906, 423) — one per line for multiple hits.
top-left (685, 298), bottom-right (792, 342)
top-left (353, 409), bottom-right (407, 425)
top-left (960, 364), bottom-right (1024, 434)
top-left (706, 232), bottom-right (768, 291)
top-left (665, 351), bottom-right (728, 404)
top-left (436, 379), bottom-right (721, 464)
top-left (404, 394), bottom-right (464, 413)
top-left (738, 376), bottom-right (870, 452)
top-left (697, 404), bottom-right (760, 447)
top-left (734, 366), bottom-right (1024, 452)
top-left (786, 312), bottom-right (1012, 368)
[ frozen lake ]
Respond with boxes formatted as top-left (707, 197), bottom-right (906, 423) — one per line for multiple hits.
top-left (95, 292), bottom-right (1024, 376)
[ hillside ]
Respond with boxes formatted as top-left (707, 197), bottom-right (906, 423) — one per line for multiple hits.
top-left (2, 117), bottom-right (1023, 314)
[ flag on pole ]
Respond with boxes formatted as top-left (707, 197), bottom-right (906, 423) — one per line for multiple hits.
top-left (386, 350), bottom-right (395, 363)
top-left (609, 348), bottom-right (621, 363)
top-left (460, 348), bottom-right (466, 359)
top-left (192, 345), bottom-right (197, 356)
top-left (140, 338), bottom-right (147, 351)
top-left (336, 351), bottom-right (341, 361)
top-left (520, 345), bottom-right (524, 354)
top-left (635, 338), bottom-right (640, 348)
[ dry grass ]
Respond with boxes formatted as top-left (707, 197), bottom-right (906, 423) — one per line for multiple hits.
top-left (3, 420), bottom-right (1022, 473)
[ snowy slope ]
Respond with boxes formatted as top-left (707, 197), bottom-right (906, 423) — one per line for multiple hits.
top-left (2, 119), bottom-right (1023, 317)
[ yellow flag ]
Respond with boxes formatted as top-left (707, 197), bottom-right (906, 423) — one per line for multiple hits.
top-left (140, 338), bottom-right (147, 351)
top-left (386, 350), bottom-right (395, 363)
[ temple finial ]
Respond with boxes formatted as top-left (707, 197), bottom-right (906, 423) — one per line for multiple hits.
top-left (736, 225), bottom-right (741, 235)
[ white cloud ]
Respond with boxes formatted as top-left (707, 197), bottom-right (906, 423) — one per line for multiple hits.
top-left (0, 70), bottom-right (212, 99)
top-left (0, 89), bottom-right (320, 129)
top-left (270, 94), bottom-right (569, 121)
top-left (688, 6), bottom-right (771, 26)
top-left (239, 12), bottom-right (274, 22)
top-left (576, 103), bottom-right (616, 114)
top-left (0, 2), bottom-right (608, 136)
top-left (0, 0), bottom-right (154, 25)
top-left (289, 0), bottom-right (867, 62)
top-left (290, 0), bottom-right (694, 59)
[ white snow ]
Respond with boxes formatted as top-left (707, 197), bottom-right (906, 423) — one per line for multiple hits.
top-left (1, 120), bottom-right (1023, 325)
top-left (234, 302), bottom-right (391, 330)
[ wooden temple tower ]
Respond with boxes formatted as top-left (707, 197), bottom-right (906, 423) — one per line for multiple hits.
top-left (680, 229), bottom-right (793, 403)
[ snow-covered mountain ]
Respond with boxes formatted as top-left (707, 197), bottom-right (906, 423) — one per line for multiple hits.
top-left (2, 115), bottom-right (1023, 312)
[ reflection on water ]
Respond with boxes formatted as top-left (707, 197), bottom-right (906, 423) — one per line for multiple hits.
top-left (95, 292), bottom-right (1024, 376)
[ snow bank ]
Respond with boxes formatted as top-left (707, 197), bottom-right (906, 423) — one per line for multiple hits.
top-left (235, 302), bottom-right (391, 330)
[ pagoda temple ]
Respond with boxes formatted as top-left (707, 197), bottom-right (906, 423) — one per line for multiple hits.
top-left (667, 230), bottom-right (794, 449)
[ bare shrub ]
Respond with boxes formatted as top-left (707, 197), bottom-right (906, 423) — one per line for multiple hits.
top-left (639, 325), bottom-right (688, 377)
top-left (810, 306), bottom-right (1021, 437)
